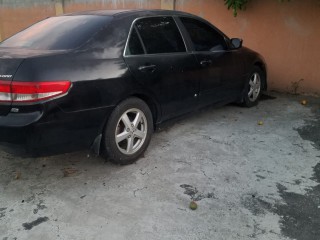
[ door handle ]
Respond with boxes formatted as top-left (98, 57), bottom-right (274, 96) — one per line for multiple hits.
top-left (200, 60), bottom-right (212, 67)
top-left (138, 64), bottom-right (156, 73)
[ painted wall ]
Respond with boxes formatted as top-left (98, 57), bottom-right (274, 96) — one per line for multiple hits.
top-left (0, 0), bottom-right (319, 95)
top-left (176, 0), bottom-right (320, 95)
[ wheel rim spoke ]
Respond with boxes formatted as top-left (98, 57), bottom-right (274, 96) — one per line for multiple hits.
top-left (133, 112), bottom-right (142, 128)
top-left (121, 113), bottom-right (132, 130)
top-left (116, 131), bottom-right (130, 143)
top-left (126, 136), bottom-right (134, 153)
top-left (248, 88), bottom-right (253, 97)
top-left (134, 129), bottom-right (145, 139)
top-left (253, 74), bottom-right (257, 84)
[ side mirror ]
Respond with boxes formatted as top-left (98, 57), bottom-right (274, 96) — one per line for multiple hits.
top-left (231, 38), bottom-right (243, 49)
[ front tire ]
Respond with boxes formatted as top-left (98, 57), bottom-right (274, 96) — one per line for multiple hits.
top-left (242, 66), bottom-right (264, 107)
top-left (103, 97), bottom-right (153, 165)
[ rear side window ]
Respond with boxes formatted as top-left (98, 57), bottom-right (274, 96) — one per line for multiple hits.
top-left (0, 15), bottom-right (111, 50)
top-left (126, 27), bottom-right (145, 55)
top-left (180, 17), bottom-right (227, 52)
top-left (134, 17), bottom-right (186, 54)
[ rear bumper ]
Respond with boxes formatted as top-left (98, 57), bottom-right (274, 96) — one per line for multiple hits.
top-left (0, 106), bottom-right (114, 156)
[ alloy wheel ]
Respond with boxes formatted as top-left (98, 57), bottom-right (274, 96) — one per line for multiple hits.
top-left (115, 108), bottom-right (148, 155)
top-left (248, 72), bottom-right (261, 102)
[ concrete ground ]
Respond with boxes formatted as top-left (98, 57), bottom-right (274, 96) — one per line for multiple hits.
top-left (0, 93), bottom-right (319, 240)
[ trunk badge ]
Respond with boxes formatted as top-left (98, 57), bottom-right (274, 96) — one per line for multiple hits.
top-left (0, 75), bottom-right (13, 78)
top-left (11, 108), bottom-right (19, 113)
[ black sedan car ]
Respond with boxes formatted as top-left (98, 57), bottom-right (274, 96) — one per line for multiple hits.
top-left (0, 9), bottom-right (266, 164)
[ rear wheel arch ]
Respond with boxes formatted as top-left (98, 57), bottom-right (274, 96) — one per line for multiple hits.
top-left (100, 93), bottom-right (159, 134)
top-left (130, 93), bottom-right (160, 130)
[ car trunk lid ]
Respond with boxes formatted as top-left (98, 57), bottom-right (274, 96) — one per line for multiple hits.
top-left (0, 48), bottom-right (69, 116)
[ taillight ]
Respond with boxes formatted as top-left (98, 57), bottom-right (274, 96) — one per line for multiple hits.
top-left (0, 81), bottom-right (11, 102)
top-left (0, 81), bottom-right (71, 103)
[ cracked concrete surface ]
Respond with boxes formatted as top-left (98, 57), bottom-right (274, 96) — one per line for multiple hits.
top-left (0, 93), bottom-right (319, 240)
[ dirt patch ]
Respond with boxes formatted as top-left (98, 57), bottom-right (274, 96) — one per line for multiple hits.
top-left (243, 163), bottom-right (320, 240)
top-left (297, 97), bottom-right (320, 150)
top-left (241, 194), bottom-right (273, 216)
top-left (297, 121), bottom-right (320, 150)
top-left (273, 163), bottom-right (320, 240)
top-left (22, 217), bottom-right (49, 230)
top-left (180, 184), bottom-right (215, 201)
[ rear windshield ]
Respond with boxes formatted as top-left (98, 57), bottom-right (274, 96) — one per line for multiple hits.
top-left (0, 15), bottom-right (111, 50)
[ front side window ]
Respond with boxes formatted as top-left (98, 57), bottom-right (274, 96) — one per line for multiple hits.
top-left (134, 17), bottom-right (186, 54)
top-left (180, 17), bottom-right (227, 52)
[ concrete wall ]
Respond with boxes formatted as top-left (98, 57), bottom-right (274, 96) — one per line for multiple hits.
top-left (0, 0), bottom-right (319, 95)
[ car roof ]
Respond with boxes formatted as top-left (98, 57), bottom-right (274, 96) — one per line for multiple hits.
top-left (64, 9), bottom-right (196, 18)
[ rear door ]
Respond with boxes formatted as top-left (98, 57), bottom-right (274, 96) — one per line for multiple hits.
top-left (179, 17), bottom-right (244, 107)
top-left (124, 16), bottom-right (199, 121)
top-left (0, 58), bottom-right (23, 116)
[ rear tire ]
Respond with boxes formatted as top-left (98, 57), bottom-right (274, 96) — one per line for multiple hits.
top-left (242, 66), bottom-right (264, 107)
top-left (103, 97), bottom-right (153, 165)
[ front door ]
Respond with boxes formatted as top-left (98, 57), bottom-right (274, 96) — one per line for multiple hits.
top-left (179, 17), bottom-right (243, 107)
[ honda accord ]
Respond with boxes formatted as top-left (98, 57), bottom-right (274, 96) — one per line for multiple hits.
top-left (0, 9), bottom-right (267, 164)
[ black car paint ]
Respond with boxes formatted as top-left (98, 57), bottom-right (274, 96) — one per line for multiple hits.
top-left (0, 9), bottom-right (266, 155)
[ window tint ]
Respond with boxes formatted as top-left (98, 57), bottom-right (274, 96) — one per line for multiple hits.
top-left (180, 17), bottom-right (227, 52)
top-left (126, 27), bottom-right (144, 55)
top-left (0, 16), bottom-right (111, 50)
top-left (135, 17), bottom-right (186, 54)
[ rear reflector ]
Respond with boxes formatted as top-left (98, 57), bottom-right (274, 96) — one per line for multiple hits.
top-left (0, 81), bottom-right (71, 103)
